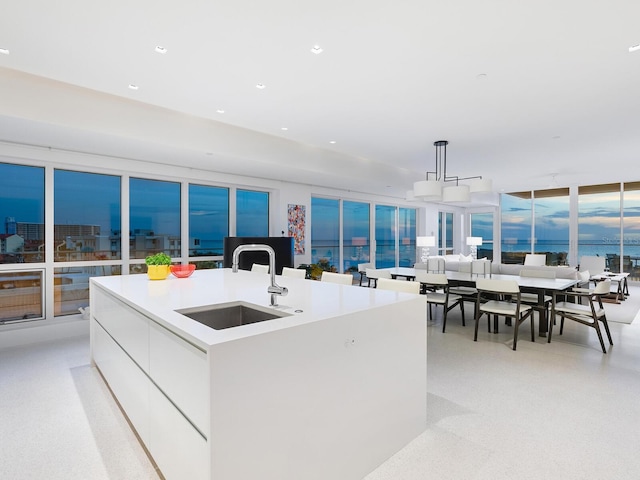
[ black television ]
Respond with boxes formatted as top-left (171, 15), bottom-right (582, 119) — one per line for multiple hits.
top-left (223, 237), bottom-right (294, 275)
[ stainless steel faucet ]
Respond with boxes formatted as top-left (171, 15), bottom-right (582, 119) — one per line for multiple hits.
top-left (231, 244), bottom-right (288, 306)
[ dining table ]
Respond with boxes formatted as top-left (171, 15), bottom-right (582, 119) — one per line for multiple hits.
top-left (379, 267), bottom-right (579, 336)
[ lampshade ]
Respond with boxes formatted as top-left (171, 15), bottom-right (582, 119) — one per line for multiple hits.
top-left (416, 236), bottom-right (436, 247)
top-left (413, 180), bottom-right (442, 200)
top-left (405, 189), bottom-right (424, 202)
top-left (466, 236), bottom-right (483, 246)
top-left (442, 184), bottom-right (470, 203)
top-left (469, 178), bottom-right (492, 193)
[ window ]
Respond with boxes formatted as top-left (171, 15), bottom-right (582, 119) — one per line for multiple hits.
top-left (130, 178), bottom-right (181, 259)
top-left (0, 269), bottom-right (44, 323)
top-left (236, 189), bottom-right (269, 236)
top-left (578, 183), bottom-right (620, 269)
top-left (501, 192), bottom-right (532, 264)
top-left (311, 197), bottom-right (339, 270)
top-left (470, 212), bottom-right (494, 260)
top-left (54, 170), bottom-right (121, 261)
top-left (438, 212), bottom-right (454, 255)
top-left (343, 201), bottom-right (370, 273)
top-left (54, 265), bottom-right (120, 317)
top-left (399, 207), bottom-right (416, 267)
top-left (375, 205), bottom-right (396, 268)
top-left (623, 182), bottom-right (640, 278)
top-left (0, 163), bottom-right (45, 263)
top-left (533, 188), bottom-right (569, 265)
top-left (189, 184), bottom-right (229, 257)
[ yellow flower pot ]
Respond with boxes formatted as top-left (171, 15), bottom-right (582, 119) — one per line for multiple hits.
top-left (147, 265), bottom-right (170, 280)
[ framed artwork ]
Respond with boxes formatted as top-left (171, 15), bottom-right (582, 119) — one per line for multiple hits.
top-left (287, 204), bottom-right (305, 254)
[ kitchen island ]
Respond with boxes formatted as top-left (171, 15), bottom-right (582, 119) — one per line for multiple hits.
top-left (90, 268), bottom-right (426, 480)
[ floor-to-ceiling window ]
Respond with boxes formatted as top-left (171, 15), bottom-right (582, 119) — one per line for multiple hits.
top-left (470, 212), bottom-right (494, 260)
top-left (236, 189), bottom-right (269, 236)
top-left (311, 197), bottom-right (340, 270)
top-left (375, 205), bottom-right (396, 268)
top-left (54, 170), bottom-right (122, 316)
top-left (534, 188), bottom-right (569, 265)
top-left (578, 183), bottom-right (620, 269)
top-left (399, 207), bottom-right (416, 266)
top-left (0, 163), bottom-right (45, 264)
top-left (0, 163), bottom-right (45, 323)
top-left (129, 177), bottom-right (181, 265)
top-left (438, 212), bottom-right (453, 255)
top-left (189, 184), bottom-right (229, 257)
top-left (501, 192), bottom-right (532, 264)
top-left (343, 201), bottom-right (370, 273)
top-left (623, 182), bottom-right (640, 278)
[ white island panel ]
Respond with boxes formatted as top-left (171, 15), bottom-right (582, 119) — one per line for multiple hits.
top-left (90, 269), bottom-right (427, 480)
top-left (209, 300), bottom-right (426, 480)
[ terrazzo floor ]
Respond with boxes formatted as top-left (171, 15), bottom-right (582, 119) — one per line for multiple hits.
top-left (2, 289), bottom-right (640, 480)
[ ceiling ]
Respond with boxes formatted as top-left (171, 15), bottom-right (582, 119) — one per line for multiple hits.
top-left (1, 1), bottom-right (639, 200)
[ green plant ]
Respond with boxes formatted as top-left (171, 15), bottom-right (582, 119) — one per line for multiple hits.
top-left (305, 258), bottom-right (337, 280)
top-left (145, 252), bottom-right (172, 266)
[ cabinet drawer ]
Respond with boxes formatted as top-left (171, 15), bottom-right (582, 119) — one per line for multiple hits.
top-left (92, 318), bottom-right (150, 444)
top-left (149, 321), bottom-right (209, 437)
top-left (149, 383), bottom-right (209, 480)
top-left (93, 288), bottom-right (150, 372)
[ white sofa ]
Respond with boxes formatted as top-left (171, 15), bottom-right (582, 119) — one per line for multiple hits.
top-left (416, 254), bottom-right (578, 280)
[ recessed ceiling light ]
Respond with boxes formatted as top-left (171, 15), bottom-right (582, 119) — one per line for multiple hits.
top-left (256, 83), bottom-right (266, 89)
top-left (216, 109), bottom-right (225, 114)
top-left (476, 73), bottom-right (487, 80)
top-left (0, 48), bottom-right (9, 55)
top-left (310, 45), bottom-right (323, 55)
top-left (155, 46), bottom-right (167, 54)
top-left (128, 84), bottom-right (139, 90)
top-left (630, 44), bottom-right (640, 53)
top-left (281, 127), bottom-right (288, 131)
top-left (329, 140), bottom-right (336, 144)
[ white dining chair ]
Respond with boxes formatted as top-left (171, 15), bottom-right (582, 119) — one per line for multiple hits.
top-left (320, 271), bottom-right (353, 285)
top-left (376, 277), bottom-right (420, 294)
top-left (357, 262), bottom-right (373, 286)
top-left (416, 272), bottom-right (464, 332)
top-left (474, 278), bottom-right (534, 351)
top-left (519, 268), bottom-right (555, 326)
top-left (524, 254), bottom-right (546, 266)
top-left (251, 263), bottom-right (269, 273)
top-left (550, 279), bottom-right (613, 353)
top-left (364, 268), bottom-right (392, 288)
top-left (281, 267), bottom-right (306, 279)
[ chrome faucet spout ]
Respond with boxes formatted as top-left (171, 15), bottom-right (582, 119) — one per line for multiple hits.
top-left (231, 244), bottom-right (288, 306)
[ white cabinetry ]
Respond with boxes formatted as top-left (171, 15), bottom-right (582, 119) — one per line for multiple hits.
top-left (91, 286), bottom-right (209, 480)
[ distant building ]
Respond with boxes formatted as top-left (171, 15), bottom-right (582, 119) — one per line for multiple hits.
top-left (5, 217), bottom-right (17, 235)
top-left (0, 234), bottom-right (24, 253)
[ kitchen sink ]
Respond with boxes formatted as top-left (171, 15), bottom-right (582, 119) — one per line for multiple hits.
top-left (176, 301), bottom-right (289, 330)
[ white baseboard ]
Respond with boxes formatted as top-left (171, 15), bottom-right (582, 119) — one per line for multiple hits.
top-left (0, 315), bottom-right (89, 350)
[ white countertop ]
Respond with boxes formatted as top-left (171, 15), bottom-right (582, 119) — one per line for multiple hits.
top-left (91, 268), bottom-right (420, 348)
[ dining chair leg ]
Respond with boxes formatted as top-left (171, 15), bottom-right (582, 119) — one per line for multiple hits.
top-left (593, 320), bottom-right (607, 354)
top-left (460, 302), bottom-right (465, 326)
top-left (601, 316), bottom-right (613, 345)
top-left (442, 306), bottom-right (448, 333)
top-left (474, 311), bottom-right (482, 342)
top-left (530, 312), bottom-right (535, 343)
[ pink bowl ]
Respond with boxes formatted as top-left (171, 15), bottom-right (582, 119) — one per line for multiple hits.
top-left (170, 264), bottom-right (196, 278)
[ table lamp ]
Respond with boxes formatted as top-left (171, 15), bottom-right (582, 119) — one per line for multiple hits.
top-left (466, 237), bottom-right (483, 260)
top-left (416, 236), bottom-right (436, 263)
